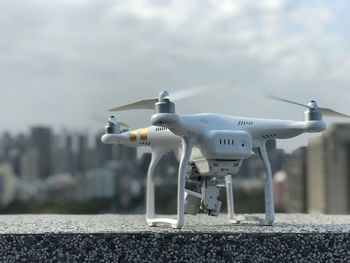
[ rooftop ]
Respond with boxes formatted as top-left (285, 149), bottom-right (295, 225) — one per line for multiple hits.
top-left (0, 214), bottom-right (349, 262)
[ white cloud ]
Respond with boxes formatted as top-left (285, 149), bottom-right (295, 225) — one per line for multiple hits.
top-left (215, 0), bottom-right (242, 16)
top-left (0, 0), bottom-right (350, 152)
top-left (289, 5), bottom-right (334, 35)
top-left (261, 0), bottom-right (286, 11)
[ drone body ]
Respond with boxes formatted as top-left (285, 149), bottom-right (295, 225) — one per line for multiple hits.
top-left (102, 90), bottom-right (347, 229)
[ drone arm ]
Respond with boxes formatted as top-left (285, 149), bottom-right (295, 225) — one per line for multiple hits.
top-left (302, 120), bottom-right (326, 133)
top-left (101, 133), bottom-right (121, 144)
top-left (251, 120), bottom-right (326, 142)
top-left (101, 132), bottom-right (133, 146)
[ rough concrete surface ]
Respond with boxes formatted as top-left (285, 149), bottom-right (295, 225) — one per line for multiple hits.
top-left (0, 214), bottom-right (348, 262)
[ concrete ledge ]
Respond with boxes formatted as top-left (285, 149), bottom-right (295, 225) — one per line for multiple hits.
top-left (0, 214), bottom-right (349, 262)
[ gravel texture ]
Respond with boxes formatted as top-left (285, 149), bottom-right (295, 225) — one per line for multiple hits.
top-left (0, 214), bottom-right (349, 262)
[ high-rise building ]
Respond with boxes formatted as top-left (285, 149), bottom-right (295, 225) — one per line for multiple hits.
top-left (30, 126), bottom-right (52, 178)
top-left (94, 132), bottom-right (137, 167)
top-left (77, 134), bottom-right (88, 173)
top-left (65, 134), bottom-right (74, 173)
top-left (113, 144), bottom-right (137, 162)
top-left (237, 140), bottom-right (285, 179)
top-left (20, 148), bottom-right (40, 179)
top-left (307, 123), bottom-right (350, 214)
top-left (0, 163), bottom-right (17, 207)
top-left (95, 132), bottom-right (113, 167)
top-left (284, 147), bottom-right (308, 213)
top-left (0, 132), bottom-right (12, 160)
top-left (52, 132), bottom-right (90, 175)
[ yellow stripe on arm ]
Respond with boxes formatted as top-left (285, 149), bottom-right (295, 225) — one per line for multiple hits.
top-left (140, 128), bottom-right (148, 141)
top-left (129, 130), bottom-right (137, 141)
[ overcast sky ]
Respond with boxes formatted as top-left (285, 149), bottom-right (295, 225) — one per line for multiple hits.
top-left (1, 0), bottom-right (350, 151)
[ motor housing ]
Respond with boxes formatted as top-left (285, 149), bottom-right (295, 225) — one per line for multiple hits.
top-left (304, 101), bottom-right (322, 121)
top-left (105, 116), bottom-right (121, 134)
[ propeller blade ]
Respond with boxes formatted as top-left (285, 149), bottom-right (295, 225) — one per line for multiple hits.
top-left (109, 99), bottom-right (158, 112)
top-left (319, 108), bottom-right (350, 118)
top-left (91, 113), bottom-right (131, 128)
top-left (107, 116), bottom-right (130, 128)
top-left (267, 95), bottom-right (309, 108)
top-left (268, 95), bottom-right (350, 118)
top-left (166, 86), bottom-right (211, 101)
top-left (109, 86), bottom-right (211, 112)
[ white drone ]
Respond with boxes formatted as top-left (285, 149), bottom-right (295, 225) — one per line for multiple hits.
top-left (101, 89), bottom-right (348, 229)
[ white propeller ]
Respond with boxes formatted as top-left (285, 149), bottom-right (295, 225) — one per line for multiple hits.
top-left (109, 86), bottom-right (210, 112)
top-left (165, 86), bottom-right (210, 101)
top-left (90, 113), bottom-right (130, 128)
top-left (268, 95), bottom-right (350, 118)
top-left (107, 116), bottom-right (130, 128)
top-left (109, 99), bottom-right (158, 111)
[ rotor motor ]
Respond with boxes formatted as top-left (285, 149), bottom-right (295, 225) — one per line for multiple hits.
top-left (155, 90), bottom-right (175, 114)
top-left (105, 116), bottom-right (121, 134)
top-left (304, 101), bottom-right (322, 121)
top-left (155, 99), bottom-right (175, 114)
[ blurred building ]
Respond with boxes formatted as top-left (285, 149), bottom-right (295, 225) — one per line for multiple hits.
top-left (154, 152), bottom-right (178, 185)
top-left (284, 147), bottom-right (308, 213)
top-left (0, 132), bottom-right (28, 176)
top-left (273, 170), bottom-right (288, 212)
top-left (95, 132), bottom-right (137, 167)
top-left (52, 133), bottom-right (72, 174)
top-left (45, 173), bottom-right (77, 201)
top-left (0, 163), bottom-right (17, 207)
top-left (31, 126), bottom-right (53, 178)
top-left (139, 153), bottom-right (152, 175)
top-left (77, 134), bottom-right (88, 173)
top-left (115, 144), bottom-right (137, 162)
top-left (52, 132), bottom-right (90, 175)
top-left (64, 134), bottom-right (75, 173)
top-left (238, 140), bottom-right (285, 179)
top-left (0, 133), bottom-right (11, 160)
top-left (85, 167), bottom-right (116, 199)
top-left (95, 132), bottom-right (114, 166)
top-left (308, 124), bottom-right (350, 214)
top-left (20, 148), bottom-right (40, 179)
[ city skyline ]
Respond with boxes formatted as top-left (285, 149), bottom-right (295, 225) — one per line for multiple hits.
top-left (1, 122), bottom-right (350, 215)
